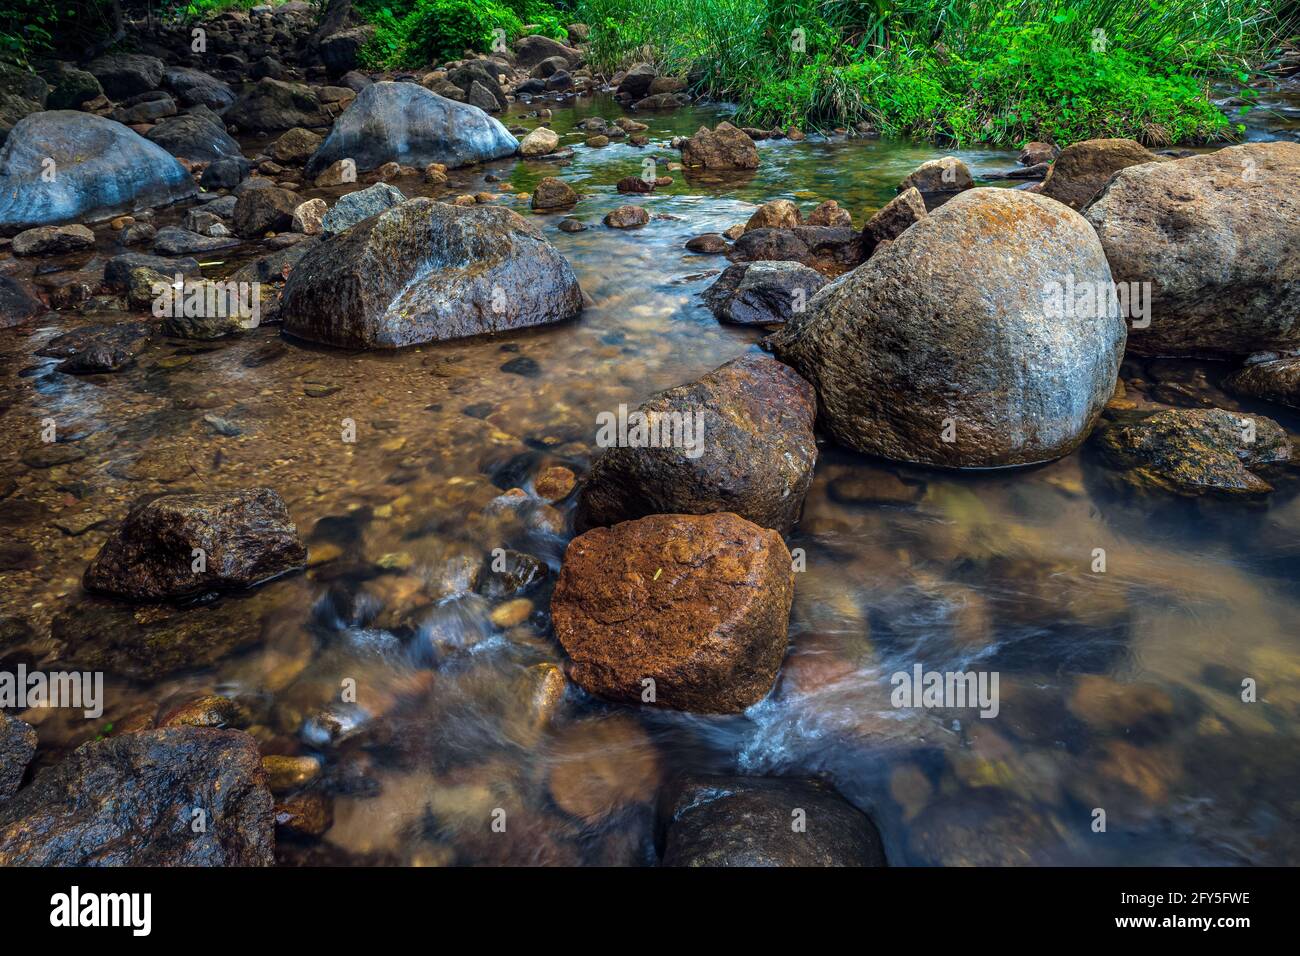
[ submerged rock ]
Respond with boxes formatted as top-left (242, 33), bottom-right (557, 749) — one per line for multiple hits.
top-left (577, 354), bottom-right (817, 534)
top-left (702, 260), bottom-right (828, 326)
top-left (0, 714), bottom-right (35, 801)
top-left (551, 512), bottom-right (794, 713)
top-left (660, 776), bottom-right (887, 867)
top-left (1085, 141), bottom-right (1300, 357)
top-left (281, 198), bottom-right (582, 348)
top-left (1093, 407), bottom-right (1291, 497)
top-left (84, 488), bottom-right (307, 601)
top-left (1041, 137), bottom-right (1157, 210)
top-left (0, 728), bottom-right (274, 865)
top-left (0, 111), bottom-right (196, 233)
top-left (305, 82), bottom-right (518, 176)
top-left (1224, 357), bottom-right (1300, 410)
top-left (680, 122), bottom-right (759, 170)
top-left (769, 188), bottom-right (1126, 468)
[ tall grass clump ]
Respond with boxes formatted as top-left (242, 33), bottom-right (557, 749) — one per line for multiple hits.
top-left (574, 0), bottom-right (1299, 145)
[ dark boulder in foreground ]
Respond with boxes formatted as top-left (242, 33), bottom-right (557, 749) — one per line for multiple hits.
top-left (769, 188), bottom-right (1126, 468)
top-left (703, 260), bottom-right (828, 326)
top-left (0, 111), bottom-right (196, 233)
top-left (1224, 356), bottom-right (1300, 410)
top-left (0, 728), bottom-right (274, 866)
top-left (0, 714), bottom-right (36, 801)
top-left (1085, 141), bottom-right (1300, 357)
top-left (552, 512), bottom-right (794, 714)
top-left (84, 488), bottom-right (307, 601)
top-left (660, 776), bottom-right (887, 867)
top-left (577, 354), bottom-right (817, 535)
top-left (1093, 407), bottom-right (1291, 497)
top-left (305, 82), bottom-right (518, 176)
top-left (281, 198), bottom-right (583, 348)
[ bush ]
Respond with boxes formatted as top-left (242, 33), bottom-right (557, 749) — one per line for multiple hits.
top-left (358, 0), bottom-right (567, 69)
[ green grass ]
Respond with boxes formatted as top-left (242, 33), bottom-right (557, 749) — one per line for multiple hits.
top-left (573, 0), bottom-right (1298, 145)
top-left (357, 0), bottom-right (569, 68)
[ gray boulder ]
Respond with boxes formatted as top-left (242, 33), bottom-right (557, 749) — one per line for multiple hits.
top-left (770, 187), bottom-right (1127, 467)
top-left (1084, 141), bottom-right (1300, 357)
top-left (703, 260), bottom-right (828, 326)
top-left (146, 113), bottom-right (242, 163)
top-left (320, 182), bottom-right (406, 236)
top-left (0, 111), bottom-right (196, 234)
top-left (281, 198), bottom-right (582, 348)
top-left (305, 82), bottom-right (518, 176)
top-left (164, 67), bottom-right (236, 111)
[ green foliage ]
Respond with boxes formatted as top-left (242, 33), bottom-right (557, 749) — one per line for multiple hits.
top-left (572, 0), bottom-right (1296, 145)
top-left (358, 0), bottom-right (567, 68)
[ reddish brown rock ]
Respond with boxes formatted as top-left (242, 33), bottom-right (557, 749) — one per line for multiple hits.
top-left (862, 186), bottom-right (926, 256)
top-left (806, 199), bottom-right (852, 227)
top-left (744, 198), bottom-right (801, 232)
top-left (552, 512), bottom-right (794, 713)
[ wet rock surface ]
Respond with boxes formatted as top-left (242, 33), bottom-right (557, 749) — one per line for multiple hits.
top-left (1093, 407), bottom-right (1291, 497)
top-left (84, 488), bottom-right (307, 601)
top-left (1225, 356), bottom-right (1300, 410)
top-left (771, 187), bottom-right (1126, 467)
top-left (305, 82), bottom-right (518, 175)
top-left (660, 775), bottom-right (887, 866)
top-left (1085, 141), bottom-right (1300, 356)
top-left (703, 260), bottom-right (828, 325)
top-left (0, 728), bottom-right (274, 866)
top-left (0, 714), bottom-right (36, 801)
top-left (552, 512), bottom-right (794, 713)
top-left (281, 198), bottom-right (583, 348)
top-left (577, 354), bottom-right (816, 534)
top-left (0, 111), bottom-right (196, 233)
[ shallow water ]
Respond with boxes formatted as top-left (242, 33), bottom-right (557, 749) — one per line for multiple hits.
top-left (2, 94), bottom-right (1298, 865)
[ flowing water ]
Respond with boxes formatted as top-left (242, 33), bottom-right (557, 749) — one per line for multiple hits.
top-left (1, 94), bottom-right (1298, 866)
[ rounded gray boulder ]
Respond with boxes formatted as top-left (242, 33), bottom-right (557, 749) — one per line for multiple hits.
top-left (305, 81), bottom-right (518, 176)
top-left (769, 187), bottom-right (1127, 468)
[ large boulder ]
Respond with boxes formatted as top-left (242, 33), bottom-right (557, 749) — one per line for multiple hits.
top-left (660, 776), bottom-right (887, 867)
top-left (769, 187), bottom-right (1126, 467)
top-left (1040, 138), bottom-right (1158, 210)
top-left (0, 728), bottom-right (274, 866)
top-left (1084, 141), bottom-right (1300, 357)
top-left (1093, 407), bottom-right (1291, 497)
top-left (577, 354), bottom-right (817, 535)
top-left (83, 488), bottom-right (307, 602)
top-left (305, 82), bottom-right (517, 176)
top-left (319, 25), bottom-right (375, 77)
top-left (86, 53), bottom-right (165, 100)
top-left (551, 512), bottom-right (794, 713)
top-left (680, 122), bottom-right (759, 170)
top-left (0, 111), bottom-right (196, 234)
top-left (281, 198), bottom-right (582, 348)
top-left (146, 113), bottom-right (243, 163)
top-left (225, 78), bottom-right (330, 132)
top-left (703, 260), bottom-right (828, 326)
